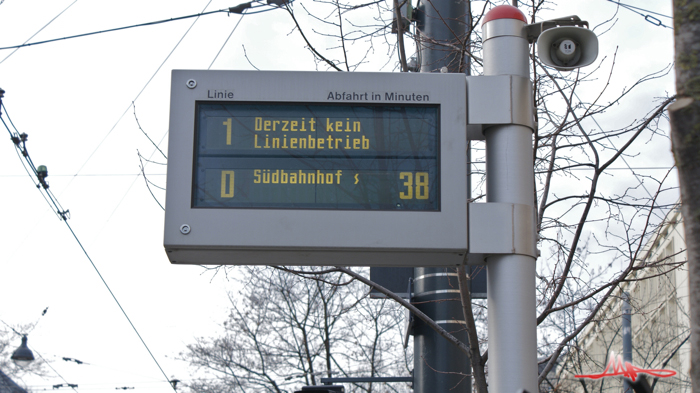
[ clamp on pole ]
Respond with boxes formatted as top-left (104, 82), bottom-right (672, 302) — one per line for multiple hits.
top-left (524, 16), bottom-right (590, 43)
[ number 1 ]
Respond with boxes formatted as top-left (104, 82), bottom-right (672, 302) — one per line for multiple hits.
top-left (223, 118), bottom-right (232, 145)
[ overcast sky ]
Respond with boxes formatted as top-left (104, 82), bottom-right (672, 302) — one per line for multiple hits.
top-left (0, 0), bottom-right (675, 392)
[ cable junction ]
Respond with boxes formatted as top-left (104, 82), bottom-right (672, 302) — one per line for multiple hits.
top-left (1, 94), bottom-right (177, 393)
top-left (606, 0), bottom-right (672, 29)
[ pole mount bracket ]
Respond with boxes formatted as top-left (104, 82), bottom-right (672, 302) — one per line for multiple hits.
top-left (524, 16), bottom-right (590, 43)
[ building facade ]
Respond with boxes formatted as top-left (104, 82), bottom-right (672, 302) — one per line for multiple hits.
top-left (556, 206), bottom-right (691, 392)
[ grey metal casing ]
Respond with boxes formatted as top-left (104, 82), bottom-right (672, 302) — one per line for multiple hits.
top-left (467, 202), bottom-right (537, 264)
top-left (466, 75), bottom-right (535, 140)
top-left (164, 70), bottom-right (468, 266)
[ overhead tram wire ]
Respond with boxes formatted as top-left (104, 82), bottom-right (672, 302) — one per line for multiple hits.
top-left (33, 350), bottom-right (80, 393)
top-left (605, 0), bottom-right (672, 29)
top-left (0, 0), bottom-right (285, 263)
top-left (0, 1), bottom-right (290, 51)
top-left (66, 0), bottom-right (217, 185)
top-left (62, 0), bottom-right (224, 215)
top-left (100, 131), bottom-right (168, 234)
top-left (209, 14), bottom-right (245, 69)
top-left (207, 1), bottom-right (291, 68)
top-left (63, 0), bottom-right (288, 191)
top-left (0, 8), bottom-right (227, 51)
top-left (26, 380), bottom-right (173, 392)
top-left (0, 0), bottom-right (79, 65)
top-left (65, 0), bottom-right (289, 217)
top-left (1, 102), bottom-right (177, 393)
top-left (605, 0), bottom-right (672, 19)
top-left (2, 105), bottom-right (69, 220)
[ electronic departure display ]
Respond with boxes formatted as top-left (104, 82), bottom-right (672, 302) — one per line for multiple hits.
top-left (164, 70), bottom-right (469, 267)
top-left (193, 103), bottom-right (440, 210)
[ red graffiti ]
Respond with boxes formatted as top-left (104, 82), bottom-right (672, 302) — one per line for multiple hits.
top-left (575, 351), bottom-right (676, 382)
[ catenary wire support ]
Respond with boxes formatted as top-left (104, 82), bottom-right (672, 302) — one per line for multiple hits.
top-left (1, 91), bottom-right (177, 392)
top-left (3, 100), bottom-right (70, 221)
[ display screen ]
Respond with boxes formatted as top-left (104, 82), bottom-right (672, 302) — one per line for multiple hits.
top-left (192, 102), bottom-right (440, 210)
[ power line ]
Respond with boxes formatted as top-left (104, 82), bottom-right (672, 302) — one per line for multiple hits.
top-left (33, 350), bottom-right (80, 393)
top-left (3, 115), bottom-right (70, 221)
top-left (66, 0), bottom-right (217, 186)
top-left (54, 0), bottom-right (257, 215)
top-left (0, 0), bottom-right (79, 65)
top-left (606, 0), bottom-right (672, 19)
top-left (209, 14), bottom-right (245, 69)
top-left (10, 0), bottom-right (287, 202)
top-left (606, 0), bottom-right (672, 29)
top-left (0, 1), bottom-right (290, 52)
top-left (65, 0), bottom-right (224, 217)
top-left (26, 379), bottom-right (174, 391)
top-left (1, 100), bottom-right (177, 393)
top-left (0, 8), bottom-right (228, 51)
top-left (0, 318), bottom-right (24, 336)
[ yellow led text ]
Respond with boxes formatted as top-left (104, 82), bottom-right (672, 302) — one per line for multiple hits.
top-left (253, 133), bottom-right (369, 150)
top-left (254, 169), bottom-right (343, 185)
top-left (254, 117), bottom-right (316, 132)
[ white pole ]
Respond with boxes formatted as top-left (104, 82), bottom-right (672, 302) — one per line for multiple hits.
top-left (482, 6), bottom-right (538, 393)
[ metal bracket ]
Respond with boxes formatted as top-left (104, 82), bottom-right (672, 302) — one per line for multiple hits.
top-left (467, 202), bottom-right (538, 265)
top-left (524, 16), bottom-right (590, 43)
top-left (466, 75), bottom-right (535, 140)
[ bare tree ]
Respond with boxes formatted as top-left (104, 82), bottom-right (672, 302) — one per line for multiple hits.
top-left (177, 1), bottom-right (685, 392)
top-left (553, 207), bottom-right (691, 392)
top-left (182, 266), bottom-right (411, 393)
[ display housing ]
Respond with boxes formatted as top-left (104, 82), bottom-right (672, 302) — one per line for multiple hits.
top-left (164, 70), bottom-right (468, 266)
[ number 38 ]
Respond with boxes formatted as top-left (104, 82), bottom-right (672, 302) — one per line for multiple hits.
top-left (399, 172), bottom-right (429, 200)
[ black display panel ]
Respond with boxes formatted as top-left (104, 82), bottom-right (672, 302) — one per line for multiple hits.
top-left (192, 102), bottom-right (440, 210)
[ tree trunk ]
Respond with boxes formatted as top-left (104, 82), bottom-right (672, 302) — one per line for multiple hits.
top-left (670, 2), bottom-right (700, 392)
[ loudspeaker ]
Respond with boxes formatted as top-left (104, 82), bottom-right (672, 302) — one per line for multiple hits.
top-left (537, 26), bottom-right (598, 70)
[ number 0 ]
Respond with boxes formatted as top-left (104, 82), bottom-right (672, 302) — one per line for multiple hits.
top-left (221, 171), bottom-right (235, 198)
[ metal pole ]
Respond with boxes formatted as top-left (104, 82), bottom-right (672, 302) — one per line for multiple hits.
top-left (482, 6), bottom-right (538, 393)
top-left (417, 0), bottom-right (469, 73)
top-left (413, 1), bottom-right (471, 392)
top-left (413, 269), bottom-right (471, 392)
top-left (622, 292), bottom-right (632, 393)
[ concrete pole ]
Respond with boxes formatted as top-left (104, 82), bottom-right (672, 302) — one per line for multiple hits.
top-left (482, 6), bottom-right (538, 393)
top-left (622, 292), bottom-right (632, 393)
top-left (413, 1), bottom-right (471, 392)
